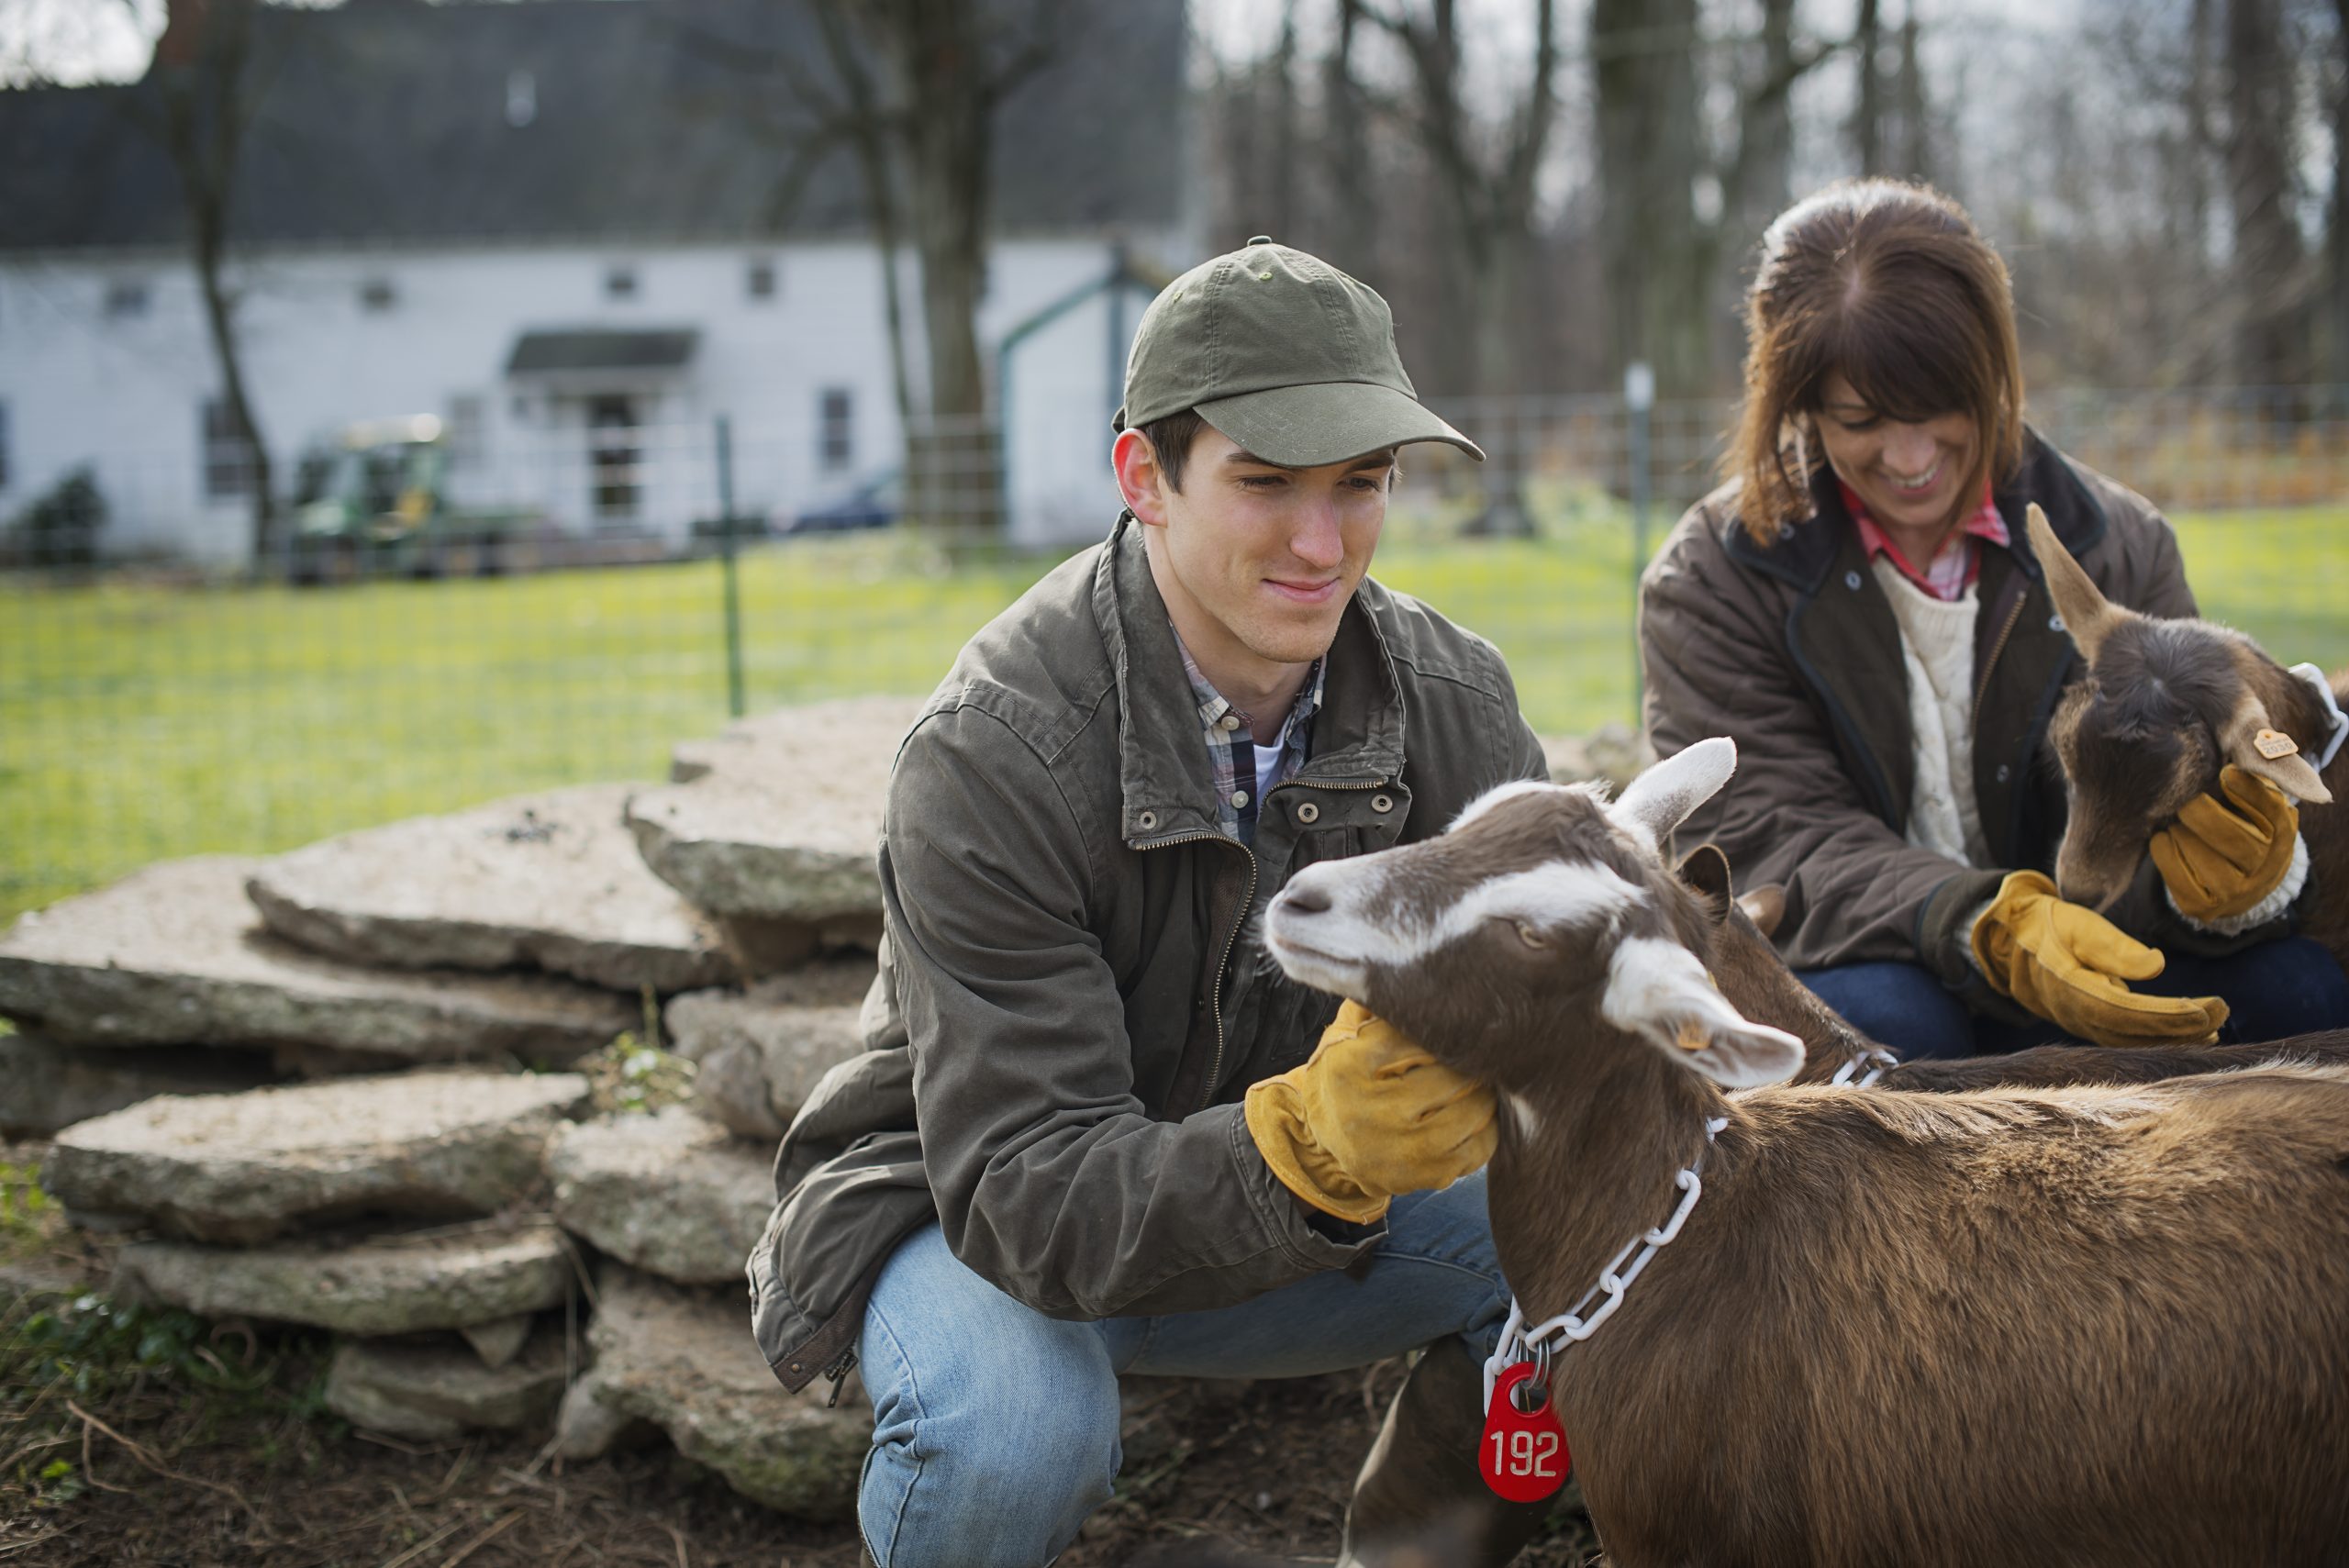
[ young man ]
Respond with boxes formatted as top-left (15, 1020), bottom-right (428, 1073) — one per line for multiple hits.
top-left (749, 239), bottom-right (1553, 1568)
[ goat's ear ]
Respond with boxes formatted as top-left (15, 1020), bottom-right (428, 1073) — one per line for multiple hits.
top-left (1611, 739), bottom-right (1736, 853)
top-left (1675, 842), bottom-right (1733, 921)
top-left (1602, 936), bottom-right (1804, 1089)
top-left (2221, 692), bottom-right (2334, 804)
top-left (1735, 884), bottom-right (1787, 940)
top-left (2026, 503), bottom-right (2130, 666)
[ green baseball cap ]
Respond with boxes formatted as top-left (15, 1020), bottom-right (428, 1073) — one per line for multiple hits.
top-left (1113, 237), bottom-right (1483, 466)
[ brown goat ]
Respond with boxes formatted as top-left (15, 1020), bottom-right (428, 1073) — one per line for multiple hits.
top-left (1673, 840), bottom-right (2349, 1091)
top-left (1264, 742), bottom-right (2349, 1568)
top-left (2024, 504), bottom-right (2349, 963)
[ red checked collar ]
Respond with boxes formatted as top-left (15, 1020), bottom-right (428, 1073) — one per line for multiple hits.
top-left (1839, 478), bottom-right (2007, 602)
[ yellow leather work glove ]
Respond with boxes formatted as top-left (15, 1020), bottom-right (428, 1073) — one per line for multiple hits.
top-left (1970, 871), bottom-right (2229, 1048)
top-left (2149, 764), bottom-right (2301, 923)
top-left (1242, 1001), bottom-right (1497, 1224)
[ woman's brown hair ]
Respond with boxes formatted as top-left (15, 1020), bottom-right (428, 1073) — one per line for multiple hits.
top-left (1725, 178), bottom-right (2026, 544)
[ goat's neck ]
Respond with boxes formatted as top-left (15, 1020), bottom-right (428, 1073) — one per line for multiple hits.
top-left (1706, 912), bottom-right (1879, 1075)
top-left (1487, 1036), bottom-right (1729, 1324)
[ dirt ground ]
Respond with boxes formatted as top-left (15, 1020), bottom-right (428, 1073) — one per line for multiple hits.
top-left (0, 1174), bottom-right (1598, 1568)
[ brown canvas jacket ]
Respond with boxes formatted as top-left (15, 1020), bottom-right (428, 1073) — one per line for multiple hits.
top-left (750, 515), bottom-right (1550, 1395)
top-left (1637, 435), bottom-right (2276, 1003)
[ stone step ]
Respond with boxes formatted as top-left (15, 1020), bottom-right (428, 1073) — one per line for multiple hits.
top-left (247, 784), bottom-right (733, 995)
top-left (663, 956), bottom-right (875, 1140)
top-left (567, 1263), bottom-right (864, 1518)
top-left (0, 1032), bottom-right (279, 1138)
top-left (112, 1218), bottom-right (573, 1334)
top-left (45, 1066), bottom-right (588, 1243)
top-left (324, 1325), bottom-right (569, 1440)
top-left (0, 858), bottom-right (635, 1063)
top-left (547, 1108), bottom-right (773, 1286)
top-left (626, 697), bottom-right (921, 974)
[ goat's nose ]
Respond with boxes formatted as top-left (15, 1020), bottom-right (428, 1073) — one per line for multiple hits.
top-left (1281, 883), bottom-right (1333, 916)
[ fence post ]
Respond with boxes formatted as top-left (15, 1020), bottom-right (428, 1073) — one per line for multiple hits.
top-left (1623, 361), bottom-right (1654, 724)
top-left (716, 416), bottom-right (746, 720)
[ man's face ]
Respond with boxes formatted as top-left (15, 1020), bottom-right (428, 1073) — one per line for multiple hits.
top-left (1118, 424), bottom-right (1394, 677)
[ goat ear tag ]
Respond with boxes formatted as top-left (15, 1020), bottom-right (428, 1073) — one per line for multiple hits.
top-left (2254, 728), bottom-right (2299, 760)
top-left (1479, 1362), bottom-right (1571, 1503)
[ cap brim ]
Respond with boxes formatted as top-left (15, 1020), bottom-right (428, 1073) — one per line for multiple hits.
top-left (1194, 382), bottom-right (1485, 466)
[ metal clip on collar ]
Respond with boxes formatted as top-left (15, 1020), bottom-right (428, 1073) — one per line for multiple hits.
top-left (1830, 1047), bottom-right (1898, 1088)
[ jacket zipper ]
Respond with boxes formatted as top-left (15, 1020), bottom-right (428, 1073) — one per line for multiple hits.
top-left (1970, 588), bottom-right (2029, 744)
top-left (1144, 775), bottom-right (1389, 1115)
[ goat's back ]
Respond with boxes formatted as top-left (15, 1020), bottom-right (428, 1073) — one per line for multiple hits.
top-left (1554, 1064), bottom-right (2349, 1568)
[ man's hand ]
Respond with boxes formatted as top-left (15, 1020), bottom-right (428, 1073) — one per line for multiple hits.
top-left (1970, 871), bottom-right (2228, 1047)
top-left (1243, 1002), bottom-right (1497, 1224)
top-left (2150, 764), bottom-right (2303, 924)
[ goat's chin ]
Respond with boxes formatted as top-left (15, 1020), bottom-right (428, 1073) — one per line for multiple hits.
top-left (1264, 939), bottom-right (1368, 1001)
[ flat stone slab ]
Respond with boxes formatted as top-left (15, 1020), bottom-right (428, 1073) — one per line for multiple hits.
top-left (44, 1067), bottom-right (589, 1243)
top-left (627, 696), bottom-right (923, 927)
top-left (663, 957), bottom-right (875, 1140)
top-left (114, 1218), bottom-right (573, 1334)
top-left (548, 1109), bottom-right (773, 1286)
top-left (248, 785), bottom-right (733, 995)
top-left (580, 1264), bottom-right (865, 1518)
top-left (0, 858), bottom-right (635, 1062)
top-left (0, 1032), bottom-right (278, 1137)
top-left (325, 1328), bottom-right (567, 1440)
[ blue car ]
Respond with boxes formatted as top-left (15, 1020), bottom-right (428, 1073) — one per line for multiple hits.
top-left (789, 472), bottom-right (900, 534)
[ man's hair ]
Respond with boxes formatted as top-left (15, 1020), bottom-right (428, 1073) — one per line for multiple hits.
top-left (1724, 177), bottom-right (2026, 545)
top-left (1138, 409), bottom-right (1208, 492)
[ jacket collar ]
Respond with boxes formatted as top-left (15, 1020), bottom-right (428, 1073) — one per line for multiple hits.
top-left (1721, 430), bottom-right (2109, 591)
top-left (1094, 515), bottom-right (1406, 847)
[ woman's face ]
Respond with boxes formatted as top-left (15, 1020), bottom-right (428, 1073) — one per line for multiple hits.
top-left (1811, 372), bottom-right (1980, 536)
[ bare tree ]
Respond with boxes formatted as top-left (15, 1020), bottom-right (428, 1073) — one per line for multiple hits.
top-left (2327, 0), bottom-right (2349, 382)
top-left (139, 0), bottom-right (281, 562)
top-left (2225, 0), bottom-right (2310, 383)
top-left (1591, 0), bottom-right (1845, 397)
top-left (818, 0), bottom-right (1071, 533)
top-left (1852, 0), bottom-right (1886, 173)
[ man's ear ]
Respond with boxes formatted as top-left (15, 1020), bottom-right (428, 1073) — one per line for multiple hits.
top-left (1112, 428), bottom-right (1170, 528)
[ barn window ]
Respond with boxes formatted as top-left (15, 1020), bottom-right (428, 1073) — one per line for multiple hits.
top-left (605, 265), bottom-right (638, 301)
top-left (746, 259), bottom-right (777, 300)
top-left (202, 397), bottom-right (253, 499)
top-left (819, 388), bottom-right (853, 473)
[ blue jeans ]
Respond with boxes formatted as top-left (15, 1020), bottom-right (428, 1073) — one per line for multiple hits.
top-left (853, 1172), bottom-right (1508, 1568)
top-left (1796, 935), bottom-right (2349, 1059)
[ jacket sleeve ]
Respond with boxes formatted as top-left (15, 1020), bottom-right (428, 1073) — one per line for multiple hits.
top-left (1640, 516), bottom-right (2000, 983)
top-left (883, 703), bottom-right (1380, 1321)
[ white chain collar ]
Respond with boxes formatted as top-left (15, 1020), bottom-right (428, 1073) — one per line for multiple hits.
top-left (1482, 1115), bottom-right (1729, 1413)
top-left (2288, 663), bottom-right (2349, 773)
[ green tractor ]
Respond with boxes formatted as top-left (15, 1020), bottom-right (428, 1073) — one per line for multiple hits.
top-left (289, 416), bottom-right (540, 582)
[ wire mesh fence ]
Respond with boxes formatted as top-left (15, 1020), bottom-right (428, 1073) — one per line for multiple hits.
top-left (5, 387), bottom-right (2347, 922)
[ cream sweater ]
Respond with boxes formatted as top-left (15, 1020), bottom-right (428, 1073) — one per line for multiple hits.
top-left (1873, 557), bottom-right (1991, 869)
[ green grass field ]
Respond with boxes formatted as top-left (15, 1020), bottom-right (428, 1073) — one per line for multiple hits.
top-left (6, 503), bottom-right (2346, 923)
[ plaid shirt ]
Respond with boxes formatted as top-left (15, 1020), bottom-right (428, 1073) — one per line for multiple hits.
top-left (1840, 479), bottom-right (2010, 602)
top-left (1173, 631), bottom-right (1326, 845)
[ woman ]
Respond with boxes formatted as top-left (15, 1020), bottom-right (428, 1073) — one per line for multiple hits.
top-left (1638, 178), bottom-right (2349, 1057)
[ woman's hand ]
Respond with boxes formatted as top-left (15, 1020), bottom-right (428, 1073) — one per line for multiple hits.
top-left (1970, 872), bottom-right (2228, 1047)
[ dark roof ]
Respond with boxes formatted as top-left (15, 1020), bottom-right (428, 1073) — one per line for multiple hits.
top-left (0, 0), bottom-right (1186, 251)
top-left (507, 328), bottom-right (699, 374)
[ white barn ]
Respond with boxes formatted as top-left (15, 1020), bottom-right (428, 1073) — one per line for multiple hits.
top-left (0, 0), bottom-right (1193, 562)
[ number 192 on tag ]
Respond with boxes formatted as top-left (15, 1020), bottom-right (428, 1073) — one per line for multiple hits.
top-left (1488, 1428), bottom-right (1561, 1479)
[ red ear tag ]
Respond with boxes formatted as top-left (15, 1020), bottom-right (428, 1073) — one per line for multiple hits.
top-left (1478, 1361), bottom-right (1571, 1502)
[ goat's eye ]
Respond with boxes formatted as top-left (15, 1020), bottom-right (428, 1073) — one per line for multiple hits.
top-left (1514, 920), bottom-right (1548, 949)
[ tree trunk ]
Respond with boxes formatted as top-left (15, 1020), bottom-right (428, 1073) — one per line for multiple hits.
top-left (1851, 0), bottom-right (1884, 175)
top-left (1895, 0), bottom-right (1930, 181)
top-left (1593, 0), bottom-right (1711, 397)
top-left (2328, 0), bottom-right (2349, 384)
top-left (2225, 0), bottom-right (2307, 384)
top-left (1324, 1), bottom-right (1373, 269)
top-left (154, 0), bottom-right (276, 564)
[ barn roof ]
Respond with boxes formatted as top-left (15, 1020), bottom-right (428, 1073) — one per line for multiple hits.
top-left (0, 0), bottom-right (1186, 252)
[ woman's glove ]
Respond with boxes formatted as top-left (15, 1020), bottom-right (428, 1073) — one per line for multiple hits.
top-left (1970, 871), bottom-right (2229, 1047)
top-left (2149, 764), bottom-right (2304, 925)
top-left (1242, 1001), bottom-right (1497, 1224)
